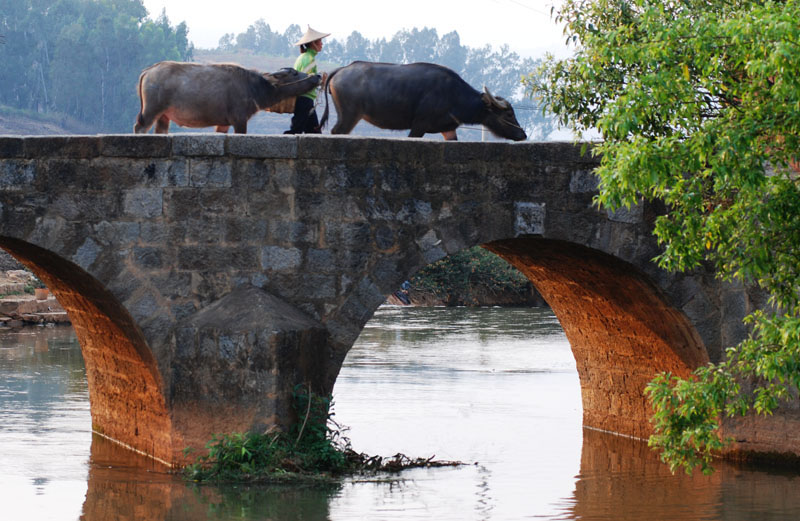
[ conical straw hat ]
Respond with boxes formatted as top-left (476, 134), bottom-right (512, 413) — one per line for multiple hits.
top-left (294, 26), bottom-right (331, 46)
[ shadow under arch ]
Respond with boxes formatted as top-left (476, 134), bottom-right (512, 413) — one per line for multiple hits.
top-left (483, 237), bottom-right (709, 439)
top-left (0, 236), bottom-right (172, 465)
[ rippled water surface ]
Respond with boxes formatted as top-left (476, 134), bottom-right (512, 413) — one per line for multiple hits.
top-left (2, 307), bottom-right (800, 520)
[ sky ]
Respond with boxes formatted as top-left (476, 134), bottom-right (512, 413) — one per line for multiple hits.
top-left (140, 0), bottom-right (570, 59)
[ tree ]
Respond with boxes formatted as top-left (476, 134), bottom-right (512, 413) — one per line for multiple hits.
top-left (0, 0), bottom-right (192, 132)
top-left (526, 0), bottom-right (800, 473)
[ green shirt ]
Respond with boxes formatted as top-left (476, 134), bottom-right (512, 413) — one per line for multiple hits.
top-left (293, 49), bottom-right (319, 100)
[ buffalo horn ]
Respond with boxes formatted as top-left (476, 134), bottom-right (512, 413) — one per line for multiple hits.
top-left (483, 86), bottom-right (510, 110)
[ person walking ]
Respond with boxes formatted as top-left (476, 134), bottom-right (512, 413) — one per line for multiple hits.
top-left (285, 26), bottom-right (330, 134)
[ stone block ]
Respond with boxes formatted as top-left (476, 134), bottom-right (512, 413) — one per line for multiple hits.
top-left (270, 221), bottom-right (316, 244)
top-left (133, 247), bottom-right (164, 269)
top-left (127, 292), bottom-right (161, 323)
top-left (163, 190), bottom-right (203, 220)
top-left (0, 137), bottom-right (24, 158)
top-left (123, 188), bottom-right (163, 218)
top-left (94, 221), bottom-right (140, 246)
top-left (172, 134), bottom-right (225, 156)
top-left (152, 272), bottom-right (193, 299)
top-left (0, 160), bottom-right (35, 190)
top-left (607, 203), bottom-right (643, 224)
top-left (189, 159), bottom-right (232, 187)
top-left (416, 229), bottom-right (446, 264)
top-left (443, 141), bottom-right (486, 163)
top-left (324, 222), bottom-right (371, 249)
top-left (226, 135), bottom-right (298, 158)
top-left (374, 225), bottom-right (396, 250)
top-left (185, 217), bottom-right (224, 243)
top-left (232, 159), bottom-right (272, 191)
top-left (72, 237), bottom-right (101, 270)
top-left (228, 246), bottom-right (259, 271)
top-left (396, 198), bottom-right (434, 225)
top-left (387, 138), bottom-right (443, 166)
top-left (200, 188), bottom-right (244, 213)
top-left (570, 169), bottom-right (600, 193)
top-left (223, 217), bottom-right (268, 243)
top-left (306, 248), bottom-right (336, 273)
top-left (178, 246), bottom-right (237, 271)
top-left (292, 273), bottom-right (337, 299)
top-left (140, 221), bottom-right (185, 244)
top-left (261, 246), bottom-right (302, 271)
top-left (23, 136), bottom-right (101, 158)
top-left (100, 135), bottom-right (171, 157)
top-left (297, 134), bottom-right (350, 160)
top-left (115, 159), bottom-right (188, 188)
top-left (514, 202), bottom-right (546, 236)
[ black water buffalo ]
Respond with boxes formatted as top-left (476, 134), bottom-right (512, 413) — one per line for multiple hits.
top-left (134, 62), bottom-right (321, 134)
top-left (319, 61), bottom-right (527, 141)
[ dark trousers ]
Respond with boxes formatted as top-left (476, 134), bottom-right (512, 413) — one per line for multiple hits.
top-left (285, 96), bottom-right (320, 134)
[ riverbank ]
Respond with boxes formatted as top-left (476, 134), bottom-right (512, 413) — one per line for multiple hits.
top-left (387, 285), bottom-right (547, 307)
top-left (0, 270), bottom-right (70, 328)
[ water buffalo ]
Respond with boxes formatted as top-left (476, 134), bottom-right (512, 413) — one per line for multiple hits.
top-left (134, 61), bottom-right (321, 134)
top-left (319, 61), bottom-right (527, 141)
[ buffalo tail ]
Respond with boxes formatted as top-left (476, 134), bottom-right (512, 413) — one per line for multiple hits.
top-left (319, 67), bottom-right (341, 130)
top-left (134, 71), bottom-right (146, 130)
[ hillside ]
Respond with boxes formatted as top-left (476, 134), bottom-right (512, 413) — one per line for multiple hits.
top-left (0, 107), bottom-right (96, 135)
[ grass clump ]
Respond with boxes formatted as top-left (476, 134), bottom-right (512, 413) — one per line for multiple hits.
top-left (184, 385), bottom-right (463, 483)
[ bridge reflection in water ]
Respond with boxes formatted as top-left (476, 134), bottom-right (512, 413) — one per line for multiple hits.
top-left (78, 428), bottom-right (800, 521)
top-left (3, 311), bottom-right (800, 520)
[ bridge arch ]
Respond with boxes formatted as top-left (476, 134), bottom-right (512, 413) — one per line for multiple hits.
top-left (485, 238), bottom-right (708, 438)
top-left (0, 238), bottom-right (172, 464)
top-left (333, 237), bottom-right (708, 440)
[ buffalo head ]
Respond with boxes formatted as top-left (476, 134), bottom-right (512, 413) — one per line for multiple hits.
top-left (481, 87), bottom-right (527, 141)
top-left (263, 68), bottom-right (321, 98)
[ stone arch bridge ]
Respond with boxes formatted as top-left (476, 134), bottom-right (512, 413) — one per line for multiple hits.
top-left (0, 135), bottom-right (790, 466)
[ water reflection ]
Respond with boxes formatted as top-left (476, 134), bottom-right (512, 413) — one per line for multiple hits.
top-left (81, 435), bottom-right (335, 521)
top-left (2, 309), bottom-right (800, 520)
top-left (561, 428), bottom-right (800, 521)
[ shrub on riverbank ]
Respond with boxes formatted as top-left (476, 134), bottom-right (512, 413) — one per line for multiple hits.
top-left (408, 246), bottom-right (543, 307)
top-left (184, 385), bottom-right (461, 483)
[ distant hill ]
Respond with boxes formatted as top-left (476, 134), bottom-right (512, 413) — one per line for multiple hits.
top-left (0, 107), bottom-right (96, 135)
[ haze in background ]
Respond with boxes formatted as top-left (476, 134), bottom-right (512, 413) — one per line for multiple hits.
top-left (140, 0), bottom-right (570, 58)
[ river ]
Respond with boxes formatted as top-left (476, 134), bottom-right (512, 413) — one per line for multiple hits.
top-left (1, 306), bottom-right (799, 520)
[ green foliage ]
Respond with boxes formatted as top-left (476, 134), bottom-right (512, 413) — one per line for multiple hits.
top-left (184, 385), bottom-right (352, 482)
top-left (0, 0), bottom-right (192, 132)
top-left (527, 0), bottom-right (800, 473)
top-left (411, 246), bottom-right (532, 304)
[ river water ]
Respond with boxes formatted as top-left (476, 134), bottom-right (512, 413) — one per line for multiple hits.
top-left (1, 306), bottom-right (800, 520)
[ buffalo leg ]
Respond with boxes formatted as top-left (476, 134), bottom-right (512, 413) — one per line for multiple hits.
top-left (215, 125), bottom-right (230, 133)
top-left (408, 127), bottom-right (426, 138)
top-left (133, 113), bottom-right (150, 134)
top-left (154, 115), bottom-right (170, 134)
top-left (233, 122), bottom-right (248, 134)
top-left (331, 115), bottom-right (360, 135)
top-left (442, 130), bottom-right (458, 141)
top-left (134, 110), bottom-right (158, 134)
